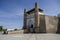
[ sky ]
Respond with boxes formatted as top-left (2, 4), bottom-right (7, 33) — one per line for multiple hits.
top-left (0, 0), bottom-right (60, 29)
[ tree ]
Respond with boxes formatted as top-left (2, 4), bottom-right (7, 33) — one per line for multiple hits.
top-left (0, 26), bottom-right (3, 31)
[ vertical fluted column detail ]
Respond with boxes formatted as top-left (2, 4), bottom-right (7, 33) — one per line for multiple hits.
top-left (35, 2), bottom-right (39, 28)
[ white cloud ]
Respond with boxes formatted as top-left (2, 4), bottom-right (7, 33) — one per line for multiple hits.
top-left (0, 8), bottom-right (24, 18)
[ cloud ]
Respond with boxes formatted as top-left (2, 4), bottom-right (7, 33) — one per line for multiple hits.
top-left (0, 8), bottom-right (24, 18)
top-left (0, 7), bottom-right (24, 29)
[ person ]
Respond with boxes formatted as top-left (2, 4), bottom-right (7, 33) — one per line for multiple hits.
top-left (3, 29), bottom-right (8, 34)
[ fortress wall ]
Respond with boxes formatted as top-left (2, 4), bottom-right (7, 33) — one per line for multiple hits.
top-left (56, 17), bottom-right (60, 33)
top-left (39, 15), bottom-right (46, 33)
top-left (45, 15), bottom-right (58, 33)
top-left (8, 30), bottom-right (24, 34)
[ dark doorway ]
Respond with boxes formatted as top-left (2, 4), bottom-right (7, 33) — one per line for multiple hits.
top-left (31, 24), bottom-right (33, 28)
top-left (30, 24), bottom-right (35, 33)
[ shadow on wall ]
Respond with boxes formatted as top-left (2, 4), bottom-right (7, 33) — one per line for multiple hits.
top-left (56, 17), bottom-right (60, 34)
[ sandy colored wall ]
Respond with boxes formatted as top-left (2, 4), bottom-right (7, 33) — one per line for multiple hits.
top-left (45, 15), bottom-right (58, 33)
top-left (39, 15), bottom-right (46, 33)
top-left (8, 30), bottom-right (24, 34)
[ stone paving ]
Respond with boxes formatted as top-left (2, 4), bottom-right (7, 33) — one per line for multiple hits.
top-left (0, 34), bottom-right (60, 40)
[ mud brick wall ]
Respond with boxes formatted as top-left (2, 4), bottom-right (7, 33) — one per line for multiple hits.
top-left (56, 17), bottom-right (60, 33)
top-left (39, 15), bottom-right (46, 33)
top-left (45, 15), bottom-right (58, 33)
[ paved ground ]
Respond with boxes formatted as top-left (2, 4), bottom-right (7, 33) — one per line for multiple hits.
top-left (0, 33), bottom-right (60, 40)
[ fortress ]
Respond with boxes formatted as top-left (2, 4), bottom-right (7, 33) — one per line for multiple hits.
top-left (23, 2), bottom-right (60, 33)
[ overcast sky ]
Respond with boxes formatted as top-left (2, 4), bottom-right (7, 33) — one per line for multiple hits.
top-left (0, 0), bottom-right (60, 29)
